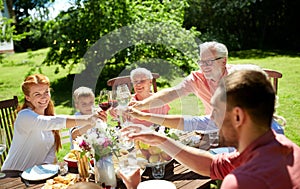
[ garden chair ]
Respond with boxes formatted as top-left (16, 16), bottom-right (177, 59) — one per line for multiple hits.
top-left (107, 73), bottom-right (160, 93)
top-left (263, 68), bottom-right (286, 127)
top-left (263, 69), bottom-right (282, 94)
top-left (0, 96), bottom-right (18, 166)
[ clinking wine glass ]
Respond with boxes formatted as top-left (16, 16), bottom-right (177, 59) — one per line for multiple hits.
top-left (0, 128), bottom-right (7, 178)
top-left (109, 90), bottom-right (119, 123)
top-left (98, 90), bottom-right (113, 111)
top-left (115, 84), bottom-right (134, 149)
top-left (116, 84), bottom-right (131, 108)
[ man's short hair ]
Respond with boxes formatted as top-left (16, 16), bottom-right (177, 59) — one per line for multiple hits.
top-left (220, 70), bottom-right (275, 127)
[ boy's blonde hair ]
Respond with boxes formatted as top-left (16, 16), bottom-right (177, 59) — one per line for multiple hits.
top-left (73, 86), bottom-right (95, 103)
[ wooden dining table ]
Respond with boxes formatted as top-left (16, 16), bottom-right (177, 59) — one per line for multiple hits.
top-left (0, 160), bottom-right (212, 189)
top-left (0, 132), bottom-right (214, 189)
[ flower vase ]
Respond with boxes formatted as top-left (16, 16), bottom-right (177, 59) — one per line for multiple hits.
top-left (94, 155), bottom-right (117, 188)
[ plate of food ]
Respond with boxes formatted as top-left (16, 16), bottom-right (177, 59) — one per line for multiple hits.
top-left (135, 141), bottom-right (173, 167)
top-left (42, 173), bottom-right (79, 189)
top-left (21, 164), bottom-right (59, 181)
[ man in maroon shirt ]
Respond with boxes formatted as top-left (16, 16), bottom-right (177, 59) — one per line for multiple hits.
top-left (122, 69), bottom-right (300, 189)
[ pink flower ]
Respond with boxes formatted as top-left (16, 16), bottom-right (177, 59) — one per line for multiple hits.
top-left (79, 139), bottom-right (91, 151)
top-left (103, 138), bottom-right (112, 148)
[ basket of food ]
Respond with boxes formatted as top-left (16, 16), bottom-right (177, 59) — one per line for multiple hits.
top-left (64, 149), bottom-right (78, 168)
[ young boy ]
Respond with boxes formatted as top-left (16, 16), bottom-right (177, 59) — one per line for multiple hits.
top-left (70, 87), bottom-right (107, 148)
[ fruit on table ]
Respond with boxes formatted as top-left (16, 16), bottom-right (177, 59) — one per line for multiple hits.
top-left (136, 141), bottom-right (172, 163)
top-left (137, 141), bottom-right (151, 150)
top-left (149, 154), bottom-right (160, 163)
top-left (160, 151), bottom-right (172, 161)
top-left (148, 146), bottom-right (162, 155)
top-left (136, 150), bottom-right (147, 159)
top-left (66, 149), bottom-right (78, 160)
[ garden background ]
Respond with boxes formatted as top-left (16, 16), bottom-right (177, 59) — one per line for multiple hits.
top-left (0, 0), bottom-right (299, 159)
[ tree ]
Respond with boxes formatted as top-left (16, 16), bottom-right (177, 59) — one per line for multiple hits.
top-left (44, 0), bottom-right (201, 91)
top-left (10, 0), bottom-right (53, 51)
top-left (184, 0), bottom-right (299, 50)
top-left (0, 0), bottom-right (14, 42)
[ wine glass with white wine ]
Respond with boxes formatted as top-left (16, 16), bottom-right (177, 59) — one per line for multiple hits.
top-left (0, 128), bottom-right (7, 178)
top-left (115, 84), bottom-right (134, 150)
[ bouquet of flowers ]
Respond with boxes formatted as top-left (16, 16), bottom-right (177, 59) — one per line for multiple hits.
top-left (75, 121), bottom-right (119, 161)
top-left (75, 121), bottom-right (119, 186)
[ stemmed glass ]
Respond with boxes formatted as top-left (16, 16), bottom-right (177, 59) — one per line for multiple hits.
top-left (0, 128), bottom-right (7, 178)
top-left (116, 84), bottom-right (131, 110)
top-left (115, 84), bottom-right (134, 150)
top-left (115, 84), bottom-right (132, 125)
top-left (98, 90), bottom-right (113, 111)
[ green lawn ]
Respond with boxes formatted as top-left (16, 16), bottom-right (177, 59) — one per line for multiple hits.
top-left (1, 49), bottom-right (299, 162)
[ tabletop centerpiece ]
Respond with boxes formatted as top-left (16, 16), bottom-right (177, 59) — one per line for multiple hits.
top-left (75, 120), bottom-right (119, 188)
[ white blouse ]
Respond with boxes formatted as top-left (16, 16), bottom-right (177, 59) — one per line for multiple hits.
top-left (1, 108), bottom-right (66, 171)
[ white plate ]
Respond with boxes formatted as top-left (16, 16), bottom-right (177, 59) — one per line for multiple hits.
top-left (137, 180), bottom-right (176, 189)
top-left (21, 164), bottom-right (58, 181)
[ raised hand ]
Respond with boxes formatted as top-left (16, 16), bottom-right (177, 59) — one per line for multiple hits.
top-left (128, 100), bottom-right (145, 111)
top-left (120, 124), bottom-right (165, 147)
top-left (126, 107), bottom-right (149, 121)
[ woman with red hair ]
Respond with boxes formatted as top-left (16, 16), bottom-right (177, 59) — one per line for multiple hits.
top-left (1, 74), bottom-right (103, 174)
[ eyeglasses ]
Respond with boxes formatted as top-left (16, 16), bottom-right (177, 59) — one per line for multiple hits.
top-left (132, 79), bottom-right (149, 85)
top-left (197, 57), bottom-right (224, 66)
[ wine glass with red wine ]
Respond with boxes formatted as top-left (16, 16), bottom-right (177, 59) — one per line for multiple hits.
top-left (98, 90), bottom-right (113, 111)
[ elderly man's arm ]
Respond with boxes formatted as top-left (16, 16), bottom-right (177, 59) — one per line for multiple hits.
top-left (132, 88), bottom-right (180, 110)
top-left (128, 108), bottom-right (185, 130)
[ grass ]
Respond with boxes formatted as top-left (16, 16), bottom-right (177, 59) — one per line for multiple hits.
top-left (1, 48), bottom-right (299, 162)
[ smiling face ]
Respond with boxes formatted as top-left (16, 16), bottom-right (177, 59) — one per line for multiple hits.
top-left (25, 83), bottom-right (51, 114)
top-left (132, 74), bottom-right (152, 100)
top-left (199, 49), bottom-right (226, 81)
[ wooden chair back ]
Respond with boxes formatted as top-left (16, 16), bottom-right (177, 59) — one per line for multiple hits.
top-left (107, 73), bottom-right (160, 93)
top-left (263, 69), bottom-right (282, 94)
top-left (0, 96), bottom-right (18, 165)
